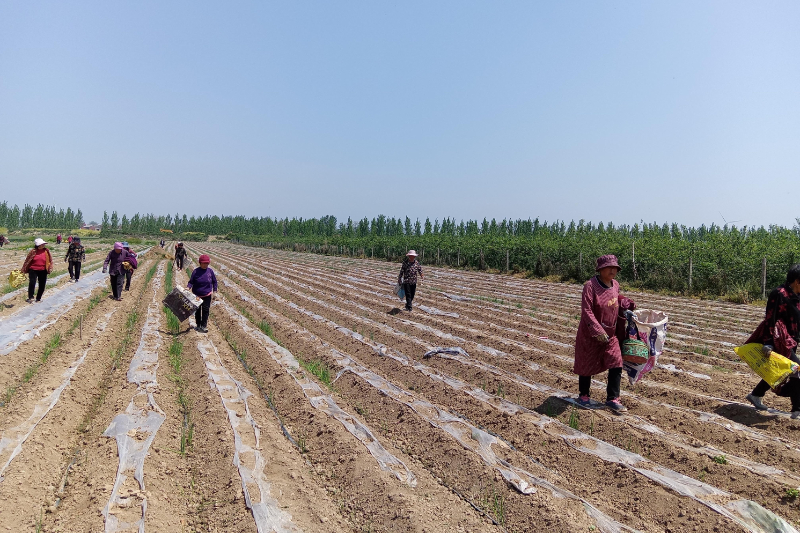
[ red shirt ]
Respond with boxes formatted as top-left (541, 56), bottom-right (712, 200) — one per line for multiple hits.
top-left (28, 249), bottom-right (49, 271)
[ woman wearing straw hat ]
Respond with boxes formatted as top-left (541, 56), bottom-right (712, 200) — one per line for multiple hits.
top-left (398, 250), bottom-right (423, 312)
top-left (21, 238), bottom-right (53, 303)
top-left (573, 254), bottom-right (634, 413)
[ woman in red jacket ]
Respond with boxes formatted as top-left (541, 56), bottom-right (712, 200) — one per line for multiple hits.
top-left (22, 238), bottom-right (53, 303)
top-left (573, 254), bottom-right (634, 413)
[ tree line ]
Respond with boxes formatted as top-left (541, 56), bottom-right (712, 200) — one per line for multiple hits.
top-left (0, 201), bottom-right (84, 231)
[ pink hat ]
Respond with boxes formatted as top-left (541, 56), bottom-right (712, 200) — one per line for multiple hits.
top-left (114, 242), bottom-right (123, 250)
top-left (595, 254), bottom-right (620, 271)
top-left (406, 250), bottom-right (418, 257)
top-left (198, 254), bottom-right (211, 264)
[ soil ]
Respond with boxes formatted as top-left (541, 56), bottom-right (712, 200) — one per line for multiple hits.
top-left (2, 242), bottom-right (799, 533)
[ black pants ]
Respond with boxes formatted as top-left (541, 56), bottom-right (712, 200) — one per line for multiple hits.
top-left (195, 295), bottom-right (211, 328)
top-left (124, 269), bottom-right (133, 290)
top-left (28, 270), bottom-right (48, 301)
top-left (403, 283), bottom-right (417, 310)
top-left (175, 257), bottom-right (184, 270)
top-left (110, 273), bottom-right (124, 299)
top-left (68, 260), bottom-right (82, 280)
top-left (579, 367), bottom-right (622, 402)
top-left (752, 349), bottom-right (800, 410)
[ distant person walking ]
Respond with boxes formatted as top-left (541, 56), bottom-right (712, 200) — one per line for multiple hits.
top-left (745, 264), bottom-right (800, 418)
top-left (122, 242), bottom-right (137, 291)
top-left (65, 237), bottom-right (86, 281)
top-left (0, 235), bottom-right (7, 247)
top-left (103, 242), bottom-right (136, 301)
top-left (160, 238), bottom-right (165, 248)
top-left (56, 234), bottom-right (62, 245)
top-left (174, 242), bottom-right (186, 270)
top-left (67, 235), bottom-right (73, 245)
top-left (573, 254), bottom-right (634, 413)
top-left (22, 238), bottom-right (53, 303)
top-left (187, 254), bottom-right (217, 333)
top-left (398, 250), bottom-right (423, 312)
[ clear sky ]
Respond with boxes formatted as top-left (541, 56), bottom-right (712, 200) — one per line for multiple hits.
top-left (1, 1), bottom-right (798, 228)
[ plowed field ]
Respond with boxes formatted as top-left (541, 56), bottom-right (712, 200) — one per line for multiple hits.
top-left (2, 241), bottom-right (799, 533)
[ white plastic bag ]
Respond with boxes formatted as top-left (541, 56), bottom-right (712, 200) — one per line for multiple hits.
top-left (623, 309), bottom-right (668, 385)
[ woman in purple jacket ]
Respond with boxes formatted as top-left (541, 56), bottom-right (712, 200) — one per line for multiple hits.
top-left (187, 254), bottom-right (217, 333)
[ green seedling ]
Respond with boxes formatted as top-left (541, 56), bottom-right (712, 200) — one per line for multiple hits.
top-left (713, 455), bottom-right (728, 465)
top-left (785, 487), bottom-right (800, 499)
top-left (568, 407), bottom-right (579, 430)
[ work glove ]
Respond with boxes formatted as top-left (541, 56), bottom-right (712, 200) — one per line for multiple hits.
top-left (594, 333), bottom-right (610, 343)
top-left (625, 310), bottom-right (634, 320)
top-left (763, 345), bottom-right (773, 356)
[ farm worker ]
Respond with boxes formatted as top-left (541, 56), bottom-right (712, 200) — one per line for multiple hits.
top-left (187, 254), bottom-right (217, 333)
top-left (174, 242), bottom-right (187, 270)
top-left (64, 236), bottom-right (86, 282)
top-left (56, 233), bottom-right (62, 245)
top-left (21, 238), bottom-right (53, 303)
top-left (103, 242), bottom-right (136, 301)
top-left (0, 234), bottom-right (5, 247)
top-left (573, 254), bottom-right (634, 413)
top-left (397, 250), bottom-right (423, 312)
top-left (122, 242), bottom-right (137, 291)
top-left (67, 235), bottom-right (73, 245)
top-left (745, 264), bottom-right (800, 417)
top-left (160, 238), bottom-right (165, 248)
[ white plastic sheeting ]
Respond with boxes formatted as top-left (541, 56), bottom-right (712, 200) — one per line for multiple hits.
top-left (217, 263), bottom-right (799, 532)
top-left (218, 270), bottom-right (640, 533)
top-left (0, 309), bottom-right (118, 480)
top-left (218, 296), bottom-right (417, 487)
top-left (0, 268), bottom-right (108, 356)
top-left (195, 335), bottom-right (301, 533)
top-left (102, 263), bottom-right (165, 533)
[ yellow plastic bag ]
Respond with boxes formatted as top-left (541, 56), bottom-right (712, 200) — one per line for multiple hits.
top-left (122, 261), bottom-right (133, 271)
top-left (734, 343), bottom-right (799, 389)
top-left (8, 269), bottom-right (25, 289)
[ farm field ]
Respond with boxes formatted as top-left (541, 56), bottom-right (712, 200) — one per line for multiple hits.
top-left (1, 241), bottom-right (799, 532)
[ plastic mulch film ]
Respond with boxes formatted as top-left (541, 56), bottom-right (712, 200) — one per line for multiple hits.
top-left (416, 305), bottom-right (459, 318)
top-left (220, 261), bottom-right (800, 453)
top-left (102, 263), bottom-right (166, 533)
top-left (218, 273), bottom-right (639, 533)
top-left (195, 336), bottom-right (301, 533)
top-left (219, 265), bottom-right (799, 532)
top-left (217, 296), bottom-right (417, 487)
top-left (0, 268), bottom-right (108, 356)
top-left (0, 247), bottom-right (151, 307)
top-left (0, 309), bottom-right (118, 480)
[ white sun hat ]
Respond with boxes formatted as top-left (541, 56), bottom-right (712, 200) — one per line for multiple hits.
top-left (406, 250), bottom-right (418, 256)
top-left (34, 238), bottom-right (47, 246)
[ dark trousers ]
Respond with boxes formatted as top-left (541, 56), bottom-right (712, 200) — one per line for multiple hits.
top-left (175, 257), bottom-right (184, 270)
top-left (124, 269), bottom-right (132, 290)
top-left (403, 283), bottom-right (417, 310)
top-left (195, 295), bottom-right (212, 328)
top-left (110, 273), bottom-right (124, 299)
top-left (68, 260), bottom-right (82, 280)
top-left (579, 367), bottom-right (622, 402)
top-left (28, 270), bottom-right (48, 301)
top-left (752, 349), bottom-right (800, 410)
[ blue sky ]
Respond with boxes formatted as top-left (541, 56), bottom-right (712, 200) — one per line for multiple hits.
top-left (1, 1), bottom-right (798, 228)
